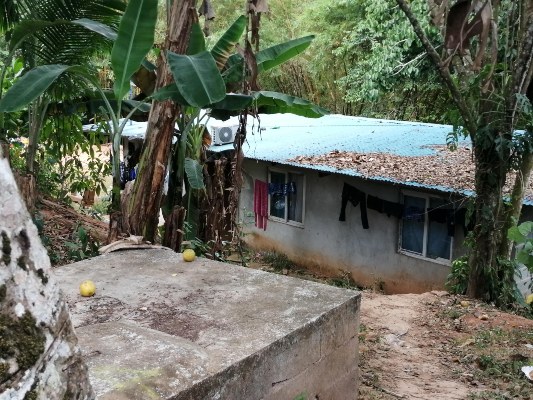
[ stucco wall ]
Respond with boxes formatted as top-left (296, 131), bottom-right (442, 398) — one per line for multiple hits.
top-left (240, 160), bottom-right (471, 294)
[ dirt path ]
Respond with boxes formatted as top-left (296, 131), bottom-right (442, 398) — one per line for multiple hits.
top-left (358, 291), bottom-right (533, 400)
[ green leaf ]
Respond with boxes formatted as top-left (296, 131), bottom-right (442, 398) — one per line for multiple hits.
top-left (111, 0), bottom-right (158, 99)
top-left (9, 20), bottom-right (70, 52)
top-left (508, 226), bottom-right (525, 243)
top-left (167, 51), bottom-right (226, 108)
top-left (518, 221), bottom-right (533, 236)
top-left (252, 91), bottom-right (329, 118)
top-left (184, 157), bottom-right (205, 190)
top-left (208, 94), bottom-right (253, 120)
top-left (256, 35), bottom-right (314, 72)
top-left (72, 18), bottom-right (117, 41)
top-left (151, 84), bottom-right (190, 105)
top-left (122, 99), bottom-right (152, 113)
top-left (211, 15), bottom-right (246, 70)
top-left (0, 65), bottom-right (71, 112)
top-left (187, 23), bottom-right (206, 55)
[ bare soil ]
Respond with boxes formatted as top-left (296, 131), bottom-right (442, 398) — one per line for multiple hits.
top-left (359, 290), bottom-right (533, 400)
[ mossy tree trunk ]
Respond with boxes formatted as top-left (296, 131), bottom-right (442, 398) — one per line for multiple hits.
top-left (467, 139), bottom-right (508, 299)
top-left (0, 153), bottom-right (93, 399)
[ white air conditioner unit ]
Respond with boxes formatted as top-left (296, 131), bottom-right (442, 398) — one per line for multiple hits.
top-left (211, 125), bottom-right (239, 145)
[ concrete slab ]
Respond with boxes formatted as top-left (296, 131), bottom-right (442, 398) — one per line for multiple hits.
top-left (54, 249), bottom-right (360, 399)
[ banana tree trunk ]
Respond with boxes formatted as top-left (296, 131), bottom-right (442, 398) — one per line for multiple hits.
top-left (127, 0), bottom-right (198, 242)
top-left (0, 155), bottom-right (93, 399)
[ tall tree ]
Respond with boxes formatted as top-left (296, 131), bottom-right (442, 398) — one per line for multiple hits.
top-left (395, 0), bottom-right (533, 302)
top-left (126, 0), bottom-right (198, 240)
top-left (0, 149), bottom-right (93, 398)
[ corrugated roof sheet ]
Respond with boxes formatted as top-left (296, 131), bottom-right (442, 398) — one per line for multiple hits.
top-left (209, 113), bottom-right (466, 157)
top-left (207, 113), bottom-right (482, 194)
top-left (207, 113), bottom-right (533, 206)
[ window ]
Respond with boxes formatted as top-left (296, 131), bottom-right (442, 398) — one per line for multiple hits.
top-left (268, 170), bottom-right (305, 225)
top-left (400, 194), bottom-right (452, 262)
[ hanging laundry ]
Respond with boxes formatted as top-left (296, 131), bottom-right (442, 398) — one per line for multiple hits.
top-left (383, 200), bottom-right (404, 218)
top-left (254, 180), bottom-right (268, 230)
top-left (367, 194), bottom-right (403, 218)
top-left (367, 195), bottom-right (383, 213)
top-left (339, 183), bottom-right (369, 229)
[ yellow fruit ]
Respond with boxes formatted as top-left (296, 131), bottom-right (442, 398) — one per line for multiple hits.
top-left (526, 293), bottom-right (533, 305)
top-left (79, 280), bottom-right (96, 297)
top-left (182, 249), bottom-right (196, 262)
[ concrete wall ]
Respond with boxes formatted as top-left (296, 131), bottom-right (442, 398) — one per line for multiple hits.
top-left (240, 160), bottom-right (470, 294)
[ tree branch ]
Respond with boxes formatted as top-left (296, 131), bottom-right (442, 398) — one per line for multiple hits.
top-left (395, 0), bottom-right (477, 136)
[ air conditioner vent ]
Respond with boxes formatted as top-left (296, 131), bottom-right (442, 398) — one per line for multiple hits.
top-left (212, 125), bottom-right (238, 145)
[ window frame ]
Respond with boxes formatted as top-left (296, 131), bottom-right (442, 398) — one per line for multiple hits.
top-left (267, 167), bottom-right (305, 228)
top-left (398, 191), bottom-right (453, 265)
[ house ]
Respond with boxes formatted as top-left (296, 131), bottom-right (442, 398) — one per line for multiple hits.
top-left (208, 113), bottom-right (533, 295)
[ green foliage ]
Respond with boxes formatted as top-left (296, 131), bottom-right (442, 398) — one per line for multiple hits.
top-left (167, 51), bottom-right (226, 107)
top-left (35, 113), bottom-right (110, 202)
top-left (256, 36), bottom-right (314, 72)
top-left (261, 251), bottom-right (294, 271)
top-left (111, 0), bottom-right (157, 99)
top-left (0, 65), bottom-right (71, 112)
top-left (184, 158), bottom-right (205, 190)
top-left (508, 223), bottom-right (533, 272)
top-left (292, 394), bottom-right (307, 400)
top-left (64, 225), bottom-right (100, 262)
top-left (446, 255), bottom-right (469, 295)
top-left (210, 15), bottom-right (246, 69)
top-left (181, 221), bottom-right (211, 256)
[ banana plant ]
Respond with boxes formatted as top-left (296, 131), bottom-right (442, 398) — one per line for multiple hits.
top-left (0, 0), bottom-right (158, 221)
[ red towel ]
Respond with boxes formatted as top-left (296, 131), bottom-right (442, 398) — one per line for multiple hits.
top-left (254, 180), bottom-right (268, 230)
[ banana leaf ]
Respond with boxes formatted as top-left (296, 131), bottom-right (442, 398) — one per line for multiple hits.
top-left (211, 15), bottom-right (246, 70)
top-left (187, 23), bottom-right (206, 55)
top-left (184, 157), bottom-right (205, 190)
top-left (253, 91), bottom-right (328, 118)
top-left (208, 93), bottom-right (253, 120)
top-left (167, 51), bottom-right (225, 108)
top-left (111, 0), bottom-right (157, 100)
top-left (0, 64), bottom-right (71, 112)
top-left (256, 35), bottom-right (314, 72)
top-left (222, 35), bottom-right (315, 83)
top-left (151, 84), bottom-right (189, 105)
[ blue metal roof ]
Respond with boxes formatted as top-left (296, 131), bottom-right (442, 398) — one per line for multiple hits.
top-left (208, 113), bottom-right (466, 157)
top-left (207, 113), bottom-right (531, 205)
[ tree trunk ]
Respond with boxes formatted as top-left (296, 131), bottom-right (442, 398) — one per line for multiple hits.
top-left (466, 141), bottom-right (508, 299)
top-left (0, 157), bottom-right (93, 399)
top-left (162, 206), bottom-right (186, 251)
top-left (127, 0), bottom-right (198, 242)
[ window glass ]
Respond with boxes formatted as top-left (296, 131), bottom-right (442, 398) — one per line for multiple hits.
top-left (288, 173), bottom-right (304, 222)
top-left (401, 195), bottom-right (425, 254)
top-left (269, 171), bottom-right (286, 219)
top-left (427, 198), bottom-right (451, 259)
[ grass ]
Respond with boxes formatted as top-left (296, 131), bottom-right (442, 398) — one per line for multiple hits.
top-left (462, 327), bottom-right (533, 399)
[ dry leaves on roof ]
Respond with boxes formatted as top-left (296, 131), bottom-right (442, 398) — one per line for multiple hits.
top-left (289, 145), bottom-right (533, 200)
